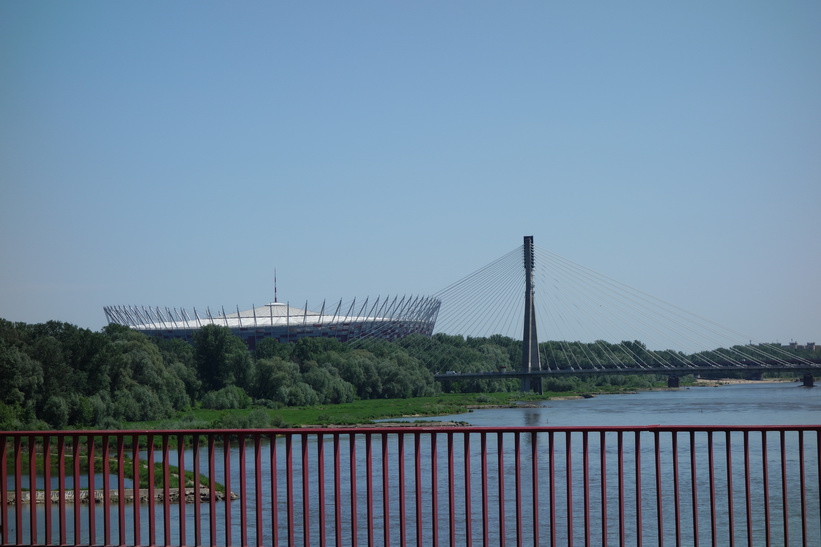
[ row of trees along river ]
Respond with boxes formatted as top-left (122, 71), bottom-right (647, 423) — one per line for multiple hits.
top-left (1, 319), bottom-right (815, 431)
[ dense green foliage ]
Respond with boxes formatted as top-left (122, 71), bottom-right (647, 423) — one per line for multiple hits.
top-left (1, 318), bottom-right (813, 430)
top-left (0, 320), bottom-right (442, 429)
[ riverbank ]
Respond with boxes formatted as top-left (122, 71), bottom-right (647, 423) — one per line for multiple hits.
top-left (3, 487), bottom-right (237, 505)
top-left (131, 378), bottom-right (805, 430)
top-left (693, 377), bottom-right (798, 386)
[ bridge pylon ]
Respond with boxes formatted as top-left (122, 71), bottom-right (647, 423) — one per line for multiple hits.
top-left (521, 235), bottom-right (543, 393)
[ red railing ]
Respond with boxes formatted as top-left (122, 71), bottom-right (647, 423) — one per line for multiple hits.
top-left (1, 425), bottom-right (819, 546)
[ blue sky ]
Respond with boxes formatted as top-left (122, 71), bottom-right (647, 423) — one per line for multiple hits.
top-left (2, 1), bottom-right (819, 347)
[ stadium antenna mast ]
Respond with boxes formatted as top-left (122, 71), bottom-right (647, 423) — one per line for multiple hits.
top-left (274, 268), bottom-right (278, 303)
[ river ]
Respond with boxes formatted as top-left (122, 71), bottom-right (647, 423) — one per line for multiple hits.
top-left (417, 380), bottom-right (820, 427)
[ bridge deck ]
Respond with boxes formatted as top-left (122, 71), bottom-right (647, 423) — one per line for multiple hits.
top-left (435, 363), bottom-right (821, 380)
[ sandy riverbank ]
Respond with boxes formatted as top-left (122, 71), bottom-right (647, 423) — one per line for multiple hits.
top-left (3, 487), bottom-right (237, 505)
top-left (693, 378), bottom-right (798, 386)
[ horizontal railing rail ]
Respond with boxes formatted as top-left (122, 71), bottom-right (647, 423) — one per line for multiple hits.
top-left (2, 425), bottom-right (819, 546)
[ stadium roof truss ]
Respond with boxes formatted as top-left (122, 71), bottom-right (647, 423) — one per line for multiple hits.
top-left (104, 295), bottom-right (441, 344)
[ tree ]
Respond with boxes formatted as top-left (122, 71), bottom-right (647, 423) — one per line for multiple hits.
top-left (42, 395), bottom-right (69, 429)
top-left (255, 338), bottom-right (292, 361)
top-left (0, 339), bottom-right (43, 416)
top-left (227, 346), bottom-right (255, 392)
top-left (303, 366), bottom-right (355, 404)
top-left (201, 385), bottom-right (252, 410)
top-left (193, 325), bottom-right (248, 391)
top-left (291, 337), bottom-right (347, 369)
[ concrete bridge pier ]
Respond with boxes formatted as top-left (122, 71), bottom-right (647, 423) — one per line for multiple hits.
top-left (667, 375), bottom-right (680, 388)
top-left (803, 374), bottom-right (814, 387)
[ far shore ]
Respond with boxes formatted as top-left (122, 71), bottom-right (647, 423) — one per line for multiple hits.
top-left (693, 377), bottom-right (798, 386)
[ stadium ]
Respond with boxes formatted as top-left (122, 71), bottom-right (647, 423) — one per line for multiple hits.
top-left (103, 295), bottom-right (441, 349)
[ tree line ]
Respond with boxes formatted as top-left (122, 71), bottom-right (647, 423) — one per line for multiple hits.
top-left (0, 320), bottom-right (444, 430)
top-left (1, 318), bottom-right (813, 430)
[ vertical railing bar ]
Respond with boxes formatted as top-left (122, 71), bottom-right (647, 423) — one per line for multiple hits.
top-left (708, 431), bottom-right (716, 547)
top-left (285, 435), bottom-right (296, 546)
top-left (208, 435), bottom-right (217, 546)
top-left (618, 431), bottom-right (625, 547)
top-left (0, 434), bottom-right (7, 546)
top-left (672, 432), bottom-right (681, 547)
top-left (399, 433), bottom-right (407, 547)
top-left (88, 435), bottom-right (98, 545)
top-left (14, 435), bottom-right (23, 545)
top-left (432, 432), bottom-right (440, 546)
top-left (162, 435), bottom-right (171, 546)
top-left (270, 433), bottom-right (279, 547)
top-left (239, 435), bottom-right (248, 547)
top-left (44, 435), bottom-right (53, 546)
top-left (565, 431), bottom-right (573, 545)
top-left (780, 430), bottom-right (789, 546)
top-left (635, 430), bottom-right (642, 547)
top-left (350, 433), bottom-right (359, 547)
top-left (366, 433), bottom-right (374, 547)
top-left (583, 431), bottom-right (590, 547)
top-left (798, 431), bottom-right (807, 547)
top-left (743, 431), bottom-right (752, 547)
top-left (103, 435), bottom-right (111, 546)
top-left (147, 434), bottom-right (156, 546)
top-left (254, 434), bottom-right (262, 547)
top-left (498, 431), bottom-right (506, 547)
top-left (532, 431), bottom-right (540, 547)
top-left (816, 429), bottom-right (820, 547)
top-left (690, 431), bottom-right (699, 547)
top-left (549, 431), bottom-right (556, 547)
top-left (655, 430), bottom-right (664, 547)
top-left (515, 431), bottom-right (523, 547)
top-left (27, 435), bottom-right (37, 545)
top-left (133, 434), bottom-right (142, 546)
top-left (318, 433), bottom-right (326, 547)
top-left (333, 434), bottom-right (342, 547)
top-left (74, 434), bottom-right (82, 545)
top-left (725, 431), bottom-right (735, 547)
top-left (482, 432), bottom-right (490, 547)
top-left (465, 432), bottom-right (473, 547)
top-left (600, 431), bottom-right (608, 547)
top-left (302, 433), bottom-right (311, 547)
top-left (380, 433), bottom-right (390, 547)
top-left (414, 432), bottom-right (422, 547)
top-left (761, 431), bottom-right (770, 546)
top-left (117, 435), bottom-right (126, 547)
top-left (224, 434), bottom-right (232, 547)
top-left (448, 431), bottom-right (455, 547)
top-left (178, 434), bottom-right (186, 547)
top-left (193, 434), bottom-right (202, 547)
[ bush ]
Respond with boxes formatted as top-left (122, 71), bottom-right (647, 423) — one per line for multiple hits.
top-left (214, 409), bottom-right (280, 429)
top-left (201, 385), bottom-right (252, 410)
top-left (99, 416), bottom-right (124, 430)
top-left (254, 399), bottom-right (284, 409)
top-left (42, 395), bottom-right (69, 429)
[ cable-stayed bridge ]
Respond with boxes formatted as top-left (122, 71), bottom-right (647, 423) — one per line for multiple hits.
top-left (415, 236), bottom-right (819, 391)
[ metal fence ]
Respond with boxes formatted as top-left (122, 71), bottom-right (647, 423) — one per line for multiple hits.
top-left (2, 425), bottom-right (819, 546)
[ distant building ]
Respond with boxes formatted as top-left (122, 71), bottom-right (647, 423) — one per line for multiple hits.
top-left (785, 341), bottom-right (818, 351)
top-left (104, 296), bottom-right (440, 350)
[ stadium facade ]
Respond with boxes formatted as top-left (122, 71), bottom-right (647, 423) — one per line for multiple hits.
top-left (103, 295), bottom-right (440, 349)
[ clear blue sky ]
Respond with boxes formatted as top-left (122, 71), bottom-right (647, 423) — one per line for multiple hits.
top-left (2, 1), bottom-right (819, 346)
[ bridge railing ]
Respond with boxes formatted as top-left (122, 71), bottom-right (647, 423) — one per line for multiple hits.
top-left (2, 425), bottom-right (819, 546)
